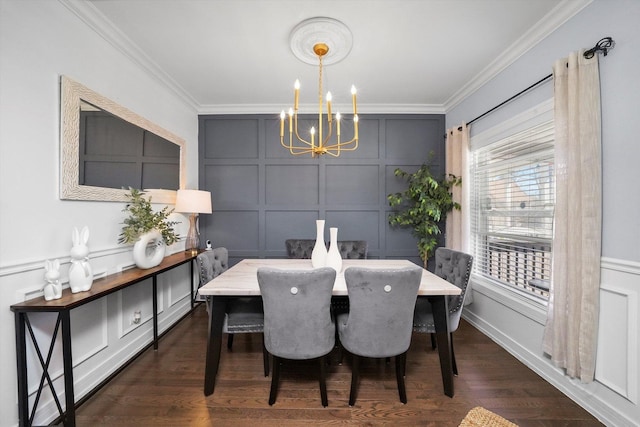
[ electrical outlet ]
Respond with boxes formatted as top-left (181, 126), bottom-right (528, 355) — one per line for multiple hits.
top-left (132, 310), bottom-right (142, 324)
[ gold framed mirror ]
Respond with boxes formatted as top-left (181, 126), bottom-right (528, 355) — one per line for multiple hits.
top-left (60, 75), bottom-right (185, 203)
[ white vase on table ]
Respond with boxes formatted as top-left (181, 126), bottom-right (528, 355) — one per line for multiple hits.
top-left (311, 220), bottom-right (327, 268)
top-left (326, 227), bottom-right (342, 273)
top-left (132, 229), bottom-right (166, 269)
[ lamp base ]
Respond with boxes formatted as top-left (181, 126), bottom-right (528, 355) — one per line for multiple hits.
top-left (185, 213), bottom-right (199, 255)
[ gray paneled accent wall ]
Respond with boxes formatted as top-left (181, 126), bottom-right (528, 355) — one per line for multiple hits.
top-left (198, 114), bottom-right (445, 267)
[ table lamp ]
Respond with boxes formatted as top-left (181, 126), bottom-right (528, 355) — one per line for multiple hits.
top-left (175, 189), bottom-right (212, 255)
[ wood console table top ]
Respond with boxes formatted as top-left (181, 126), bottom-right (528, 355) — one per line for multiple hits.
top-left (11, 251), bottom-right (198, 312)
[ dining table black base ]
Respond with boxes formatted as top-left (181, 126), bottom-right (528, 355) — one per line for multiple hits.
top-left (204, 296), bottom-right (229, 395)
top-left (426, 295), bottom-right (454, 397)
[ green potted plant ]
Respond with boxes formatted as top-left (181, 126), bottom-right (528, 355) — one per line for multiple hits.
top-left (387, 163), bottom-right (461, 268)
top-left (119, 188), bottom-right (179, 268)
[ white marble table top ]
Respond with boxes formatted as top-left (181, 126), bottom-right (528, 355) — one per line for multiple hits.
top-left (198, 258), bottom-right (461, 297)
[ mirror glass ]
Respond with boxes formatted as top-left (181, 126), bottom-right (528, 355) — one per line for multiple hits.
top-left (60, 76), bottom-right (185, 203)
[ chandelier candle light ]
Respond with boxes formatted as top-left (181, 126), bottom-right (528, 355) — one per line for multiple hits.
top-left (280, 42), bottom-right (358, 157)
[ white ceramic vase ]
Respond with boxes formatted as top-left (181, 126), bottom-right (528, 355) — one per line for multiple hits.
top-left (326, 227), bottom-right (342, 273)
top-left (311, 220), bottom-right (327, 268)
top-left (133, 229), bottom-right (166, 269)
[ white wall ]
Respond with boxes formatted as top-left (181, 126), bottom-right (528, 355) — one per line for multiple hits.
top-left (447, 1), bottom-right (640, 425)
top-left (0, 1), bottom-right (198, 425)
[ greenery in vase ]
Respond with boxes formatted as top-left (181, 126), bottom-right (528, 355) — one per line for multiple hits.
top-left (118, 188), bottom-right (179, 245)
top-left (387, 163), bottom-right (461, 268)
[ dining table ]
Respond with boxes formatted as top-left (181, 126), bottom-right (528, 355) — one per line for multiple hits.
top-left (197, 258), bottom-right (462, 397)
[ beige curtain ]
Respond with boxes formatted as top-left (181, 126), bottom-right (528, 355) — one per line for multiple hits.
top-left (445, 123), bottom-right (470, 252)
top-left (542, 50), bottom-right (602, 383)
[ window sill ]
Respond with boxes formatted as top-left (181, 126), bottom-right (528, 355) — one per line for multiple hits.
top-left (469, 274), bottom-right (548, 325)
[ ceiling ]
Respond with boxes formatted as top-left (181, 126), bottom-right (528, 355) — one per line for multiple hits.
top-left (78, 0), bottom-right (589, 114)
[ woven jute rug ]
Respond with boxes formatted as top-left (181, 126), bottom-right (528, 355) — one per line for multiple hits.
top-left (459, 406), bottom-right (518, 427)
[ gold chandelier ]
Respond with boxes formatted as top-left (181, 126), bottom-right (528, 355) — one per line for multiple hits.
top-left (280, 42), bottom-right (358, 157)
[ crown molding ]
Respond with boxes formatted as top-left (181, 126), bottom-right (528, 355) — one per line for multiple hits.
top-left (197, 103), bottom-right (445, 115)
top-left (353, 104), bottom-right (445, 115)
top-left (443, 0), bottom-right (593, 112)
top-left (58, 0), bottom-right (199, 112)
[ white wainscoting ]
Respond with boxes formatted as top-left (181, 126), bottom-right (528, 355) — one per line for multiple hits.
top-left (70, 299), bottom-right (109, 367)
top-left (166, 263), bottom-right (192, 306)
top-left (597, 258), bottom-right (639, 404)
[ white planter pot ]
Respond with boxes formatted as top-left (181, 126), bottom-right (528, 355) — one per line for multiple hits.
top-left (132, 229), bottom-right (166, 269)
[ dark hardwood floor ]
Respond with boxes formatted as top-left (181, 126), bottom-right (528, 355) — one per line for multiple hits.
top-left (75, 304), bottom-right (603, 426)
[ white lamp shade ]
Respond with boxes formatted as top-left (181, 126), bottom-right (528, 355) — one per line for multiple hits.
top-left (174, 189), bottom-right (212, 214)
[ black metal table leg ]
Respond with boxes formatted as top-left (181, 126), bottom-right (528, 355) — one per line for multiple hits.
top-left (190, 259), bottom-right (195, 309)
top-left (427, 295), bottom-right (454, 397)
top-left (15, 312), bottom-right (29, 427)
top-left (20, 314), bottom-right (65, 426)
top-left (153, 276), bottom-right (158, 350)
top-left (204, 296), bottom-right (228, 395)
top-left (60, 310), bottom-right (76, 426)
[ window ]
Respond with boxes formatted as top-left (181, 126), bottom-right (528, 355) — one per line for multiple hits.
top-left (470, 119), bottom-right (554, 301)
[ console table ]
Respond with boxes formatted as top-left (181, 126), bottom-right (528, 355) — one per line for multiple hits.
top-left (10, 250), bottom-right (199, 427)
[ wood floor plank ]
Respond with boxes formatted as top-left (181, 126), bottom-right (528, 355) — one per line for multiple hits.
top-left (73, 305), bottom-right (603, 426)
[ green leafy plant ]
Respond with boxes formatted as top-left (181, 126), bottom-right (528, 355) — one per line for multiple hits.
top-left (387, 164), bottom-right (461, 268)
top-left (118, 188), bottom-right (179, 245)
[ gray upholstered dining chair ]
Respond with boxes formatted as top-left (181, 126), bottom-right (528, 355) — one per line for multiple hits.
top-left (334, 240), bottom-right (368, 259)
top-left (284, 239), bottom-right (316, 259)
top-left (337, 266), bottom-right (422, 405)
top-left (257, 267), bottom-right (336, 407)
top-left (197, 248), bottom-right (269, 376)
top-left (285, 239), bottom-right (368, 260)
top-left (412, 247), bottom-right (473, 376)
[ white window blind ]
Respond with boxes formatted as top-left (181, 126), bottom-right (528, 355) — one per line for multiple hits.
top-left (470, 120), bottom-right (554, 300)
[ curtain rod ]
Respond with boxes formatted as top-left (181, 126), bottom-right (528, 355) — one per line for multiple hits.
top-left (455, 37), bottom-right (615, 132)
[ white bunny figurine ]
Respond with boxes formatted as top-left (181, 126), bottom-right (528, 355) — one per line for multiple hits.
top-left (43, 259), bottom-right (62, 301)
top-left (69, 226), bottom-right (93, 293)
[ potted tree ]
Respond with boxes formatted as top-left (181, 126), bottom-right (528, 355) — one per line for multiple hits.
top-left (119, 188), bottom-right (179, 269)
top-left (387, 163), bottom-right (461, 268)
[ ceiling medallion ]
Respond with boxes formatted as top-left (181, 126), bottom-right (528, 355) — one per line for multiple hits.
top-left (289, 17), bottom-right (353, 66)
